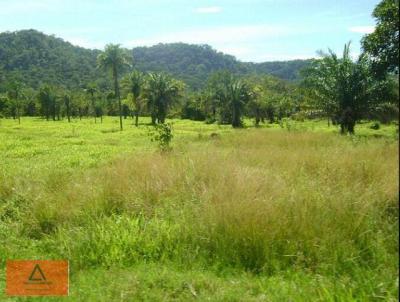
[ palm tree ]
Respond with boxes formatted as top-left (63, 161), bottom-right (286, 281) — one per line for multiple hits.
top-left (302, 42), bottom-right (393, 134)
top-left (62, 92), bottom-right (72, 123)
top-left (229, 81), bottom-right (252, 128)
top-left (85, 85), bottom-right (98, 124)
top-left (247, 85), bottom-right (265, 126)
top-left (7, 82), bottom-right (23, 124)
top-left (144, 73), bottom-right (183, 124)
top-left (122, 70), bottom-right (144, 126)
top-left (38, 85), bottom-right (53, 121)
top-left (214, 74), bottom-right (252, 128)
top-left (97, 44), bottom-right (131, 131)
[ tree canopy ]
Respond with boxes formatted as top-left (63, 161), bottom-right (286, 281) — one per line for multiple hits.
top-left (362, 0), bottom-right (399, 75)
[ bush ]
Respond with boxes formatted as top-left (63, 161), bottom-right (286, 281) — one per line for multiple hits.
top-left (372, 103), bottom-right (399, 124)
top-left (291, 111), bottom-right (306, 122)
top-left (149, 123), bottom-right (174, 151)
top-left (370, 122), bottom-right (381, 130)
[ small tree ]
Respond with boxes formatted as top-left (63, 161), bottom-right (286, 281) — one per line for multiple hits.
top-left (213, 73), bottom-right (252, 128)
top-left (149, 123), bottom-right (174, 152)
top-left (38, 85), bottom-right (54, 121)
top-left (302, 43), bottom-right (394, 134)
top-left (122, 70), bottom-right (145, 126)
top-left (247, 85), bottom-right (265, 126)
top-left (7, 82), bottom-right (23, 124)
top-left (85, 84), bottom-right (98, 123)
top-left (144, 73), bottom-right (183, 124)
top-left (62, 92), bottom-right (72, 123)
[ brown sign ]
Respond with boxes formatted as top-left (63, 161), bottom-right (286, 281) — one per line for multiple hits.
top-left (6, 260), bottom-right (69, 296)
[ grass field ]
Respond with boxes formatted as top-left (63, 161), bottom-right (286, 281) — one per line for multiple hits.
top-left (0, 117), bottom-right (398, 301)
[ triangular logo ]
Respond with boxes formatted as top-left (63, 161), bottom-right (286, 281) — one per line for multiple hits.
top-left (28, 264), bottom-right (46, 282)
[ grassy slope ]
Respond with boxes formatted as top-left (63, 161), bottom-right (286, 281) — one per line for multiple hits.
top-left (0, 117), bottom-right (398, 301)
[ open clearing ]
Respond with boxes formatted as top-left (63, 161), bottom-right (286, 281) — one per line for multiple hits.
top-left (0, 118), bottom-right (398, 301)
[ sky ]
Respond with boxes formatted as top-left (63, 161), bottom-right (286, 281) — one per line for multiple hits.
top-left (0, 0), bottom-right (380, 62)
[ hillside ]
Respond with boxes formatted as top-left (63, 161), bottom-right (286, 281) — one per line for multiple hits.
top-left (132, 43), bottom-right (312, 89)
top-left (0, 30), bottom-right (104, 90)
top-left (0, 30), bottom-right (312, 91)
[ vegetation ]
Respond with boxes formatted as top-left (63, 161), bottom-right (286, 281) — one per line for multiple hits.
top-left (362, 0), bottom-right (399, 75)
top-left (0, 30), bottom-right (311, 92)
top-left (149, 122), bottom-right (174, 151)
top-left (144, 73), bottom-right (184, 124)
top-left (97, 44), bottom-right (131, 131)
top-left (0, 0), bottom-right (398, 300)
top-left (302, 43), bottom-right (396, 134)
top-left (0, 118), bottom-right (398, 301)
top-left (122, 70), bottom-right (145, 126)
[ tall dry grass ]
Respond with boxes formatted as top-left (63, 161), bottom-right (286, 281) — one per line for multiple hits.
top-left (14, 130), bottom-right (398, 275)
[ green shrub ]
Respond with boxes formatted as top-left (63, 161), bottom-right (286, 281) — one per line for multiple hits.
top-left (149, 123), bottom-right (174, 151)
top-left (370, 122), bottom-right (381, 130)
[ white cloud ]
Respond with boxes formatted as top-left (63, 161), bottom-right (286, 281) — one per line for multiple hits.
top-left (348, 26), bottom-right (375, 34)
top-left (194, 6), bottom-right (222, 14)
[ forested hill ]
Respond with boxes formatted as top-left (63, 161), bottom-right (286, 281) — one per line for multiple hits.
top-left (0, 30), bottom-right (312, 90)
top-left (0, 30), bottom-right (103, 90)
top-left (132, 44), bottom-right (312, 89)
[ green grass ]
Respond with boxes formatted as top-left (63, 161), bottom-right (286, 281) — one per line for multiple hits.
top-left (0, 117), bottom-right (398, 301)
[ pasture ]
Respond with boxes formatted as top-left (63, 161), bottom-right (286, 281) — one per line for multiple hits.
top-left (0, 117), bottom-right (398, 301)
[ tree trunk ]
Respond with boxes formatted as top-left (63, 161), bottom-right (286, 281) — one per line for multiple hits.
top-left (66, 102), bottom-right (71, 123)
top-left (151, 114), bottom-right (157, 125)
top-left (255, 109), bottom-right (260, 127)
top-left (135, 112), bottom-right (139, 127)
top-left (339, 107), bottom-right (356, 135)
top-left (232, 104), bottom-right (241, 128)
top-left (113, 66), bottom-right (123, 131)
top-left (17, 109), bottom-right (20, 124)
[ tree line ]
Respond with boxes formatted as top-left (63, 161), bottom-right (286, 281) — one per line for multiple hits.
top-left (0, 0), bottom-right (398, 134)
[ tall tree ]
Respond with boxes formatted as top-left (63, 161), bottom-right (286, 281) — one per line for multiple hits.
top-left (122, 70), bottom-right (145, 126)
top-left (362, 0), bottom-right (399, 76)
top-left (97, 44), bottom-right (131, 130)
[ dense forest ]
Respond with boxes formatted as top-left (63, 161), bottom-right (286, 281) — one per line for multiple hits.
top-left (0, 30), bottom-right (311, 91)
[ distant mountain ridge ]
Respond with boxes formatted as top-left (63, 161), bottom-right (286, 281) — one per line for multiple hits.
top-left (0, 29), bottom-right (312, 90)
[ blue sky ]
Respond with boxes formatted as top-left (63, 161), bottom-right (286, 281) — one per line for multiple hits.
top-left (0, 0), bottom-right (380, 62)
